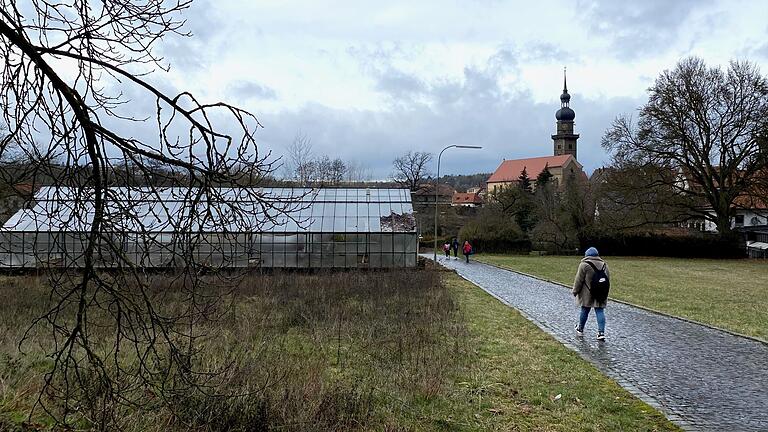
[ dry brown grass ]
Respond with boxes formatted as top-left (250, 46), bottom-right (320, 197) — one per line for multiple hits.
top-left (0, 270), bottom-right (470, 431)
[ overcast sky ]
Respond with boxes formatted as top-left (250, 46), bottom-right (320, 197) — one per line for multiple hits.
top-left (151, 0), bottom-right (768, 178)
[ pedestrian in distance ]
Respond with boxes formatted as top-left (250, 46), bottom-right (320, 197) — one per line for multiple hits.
top-left (451, 237), bottom-right (460, 259)
top-left (443, 242), bottom-right (451, 258)
top-left (572, 247), bottom-right (611, 341)
top-left (462, 240), bottom-right (473, 263)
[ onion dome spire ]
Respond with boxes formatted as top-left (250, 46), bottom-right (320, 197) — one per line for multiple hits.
top-left (556, 67), bottom-right (575, 121)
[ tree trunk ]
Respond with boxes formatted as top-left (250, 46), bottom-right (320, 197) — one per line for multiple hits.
top-left (714, 203), bottom-right (734, 238)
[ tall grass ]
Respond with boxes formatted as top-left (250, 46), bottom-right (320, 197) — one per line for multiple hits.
top-left (0, 270), bottom-right (470, 431)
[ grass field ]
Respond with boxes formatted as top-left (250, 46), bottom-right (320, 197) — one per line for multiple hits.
top-left (475, 254), bottom-right (768, 341)
top-left (0, 270), bottom-right (678, 431)
top-left (439, 272), bottom-right (678, 431)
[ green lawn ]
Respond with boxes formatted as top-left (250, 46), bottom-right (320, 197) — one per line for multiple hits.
top-left (475, 254), bottom-right (768, 341)
top-left (439, 273), bottom-right (679, 431)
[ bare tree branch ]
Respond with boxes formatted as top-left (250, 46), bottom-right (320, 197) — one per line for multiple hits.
top-left (602, 57), bottom-right (768, 236)
top-left (392, 151), bottom-right (432, 191)
top-left (0, 1), bottom-right (300, 428)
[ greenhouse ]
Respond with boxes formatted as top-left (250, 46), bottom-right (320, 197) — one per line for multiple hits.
top-left (0, 187), bottom-right (418, 269)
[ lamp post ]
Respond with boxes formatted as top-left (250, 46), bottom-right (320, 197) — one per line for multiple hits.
top-left (434, 144), bottom-right (482, 261)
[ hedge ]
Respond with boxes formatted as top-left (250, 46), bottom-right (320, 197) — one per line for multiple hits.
top-left (578, 232), bottom-right (746, 259)
top-left (467, 238), bottom-right (532, 254)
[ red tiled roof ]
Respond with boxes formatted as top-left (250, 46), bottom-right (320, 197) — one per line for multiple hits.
top-left (487, 155), bottom-right (578, 183)
top-left (678, 167), bottom-right (768, 210)
top-left (452, 192), bottom-right (483, 204)
top-left (734, 194), bottom-right (768, 210)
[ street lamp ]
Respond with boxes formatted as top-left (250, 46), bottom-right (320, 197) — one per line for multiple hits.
top-left (434, 144), bottom-right (482, 261)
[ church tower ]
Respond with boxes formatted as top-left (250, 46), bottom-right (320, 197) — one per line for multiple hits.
top-left (552, 68), bottom-right (579, 159)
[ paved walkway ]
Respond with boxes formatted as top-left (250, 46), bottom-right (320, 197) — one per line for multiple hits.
top-left (428, 255), bottom-right (768, 431)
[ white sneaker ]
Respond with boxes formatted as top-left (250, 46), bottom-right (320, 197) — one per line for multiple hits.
top-left (575, 325), bottom-right (583, 337)
top-left (596, 332), bottom-right (606, 341)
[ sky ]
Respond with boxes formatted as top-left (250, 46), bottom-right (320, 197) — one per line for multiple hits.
top-left (147, 0), bottom-right (768, 179)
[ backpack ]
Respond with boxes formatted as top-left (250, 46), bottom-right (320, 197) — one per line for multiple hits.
top-left (463, 243), bottom-right (472, 255)
top-left (585, 261), bottom-right (610, 302)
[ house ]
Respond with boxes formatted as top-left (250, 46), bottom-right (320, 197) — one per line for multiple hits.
top-left (411, 183), bottom-right (455, 206)
top-left (451, 191), bottom-right (483, 207)
top-left (675, 167), bottom-right (768, 232)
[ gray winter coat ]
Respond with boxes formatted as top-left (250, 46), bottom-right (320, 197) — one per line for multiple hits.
top-left (572, 256), bottom-right (610, 308)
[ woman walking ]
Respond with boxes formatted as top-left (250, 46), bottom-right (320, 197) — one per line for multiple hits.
top-left (462, 240), bottom-right (473, 263)
top-left (572, 247), bottom-right (610, 340)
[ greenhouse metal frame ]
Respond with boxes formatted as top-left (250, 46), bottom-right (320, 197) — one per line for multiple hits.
top-left (0, 187), bottom-right (418, 269)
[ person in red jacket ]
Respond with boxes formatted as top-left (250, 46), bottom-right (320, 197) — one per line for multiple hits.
top-left (462, 240), bottom-right (473, 263)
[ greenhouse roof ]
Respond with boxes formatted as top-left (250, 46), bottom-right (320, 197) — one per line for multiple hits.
top-left (2, 187), bottom-right (416, 234)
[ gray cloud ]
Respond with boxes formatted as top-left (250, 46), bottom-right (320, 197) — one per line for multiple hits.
top-left (520, 41), bottom-right (581, 63)
top-left (577, 0), bottom-right (713, 60)
top-left (374, 68), bottom-right (427, 101)
top-left (757, 44), bottom-right (768, 59)
top-left (257, 48), bottom-right (643, 179)
top-left (227, 81), bottom-right (278, 101)
top-left (351, 43), bottom-right (519, 107)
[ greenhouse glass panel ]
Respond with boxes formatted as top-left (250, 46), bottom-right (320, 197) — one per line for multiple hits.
top-left (0, 187), bottom-right (417, 269)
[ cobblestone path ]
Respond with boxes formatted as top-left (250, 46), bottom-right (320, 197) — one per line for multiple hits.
top-left (428, 255), bottom-right (768, 431)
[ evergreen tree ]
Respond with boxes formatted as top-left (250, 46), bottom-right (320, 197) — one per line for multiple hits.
top-left (536, 164), bottom-right (554, 189)
top-left (517, 167), bottom-right (533, 194)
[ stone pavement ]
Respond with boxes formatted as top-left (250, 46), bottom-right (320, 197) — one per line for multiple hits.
top-left (427, 255), bottom-right (768, 432)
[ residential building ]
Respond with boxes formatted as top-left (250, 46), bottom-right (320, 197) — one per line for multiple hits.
top-left (451, 191), bottom-right (483, 207)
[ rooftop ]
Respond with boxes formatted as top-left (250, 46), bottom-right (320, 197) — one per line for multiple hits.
top-left (487, 155), bottom-right (579, 183)
top-left (2, 186), bottom-right (416, 233)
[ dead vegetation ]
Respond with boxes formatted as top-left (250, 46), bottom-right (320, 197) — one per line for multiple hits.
top-left (0, 269), bottom-right (469, 431)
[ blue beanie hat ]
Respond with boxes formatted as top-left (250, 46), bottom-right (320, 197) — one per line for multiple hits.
top-left (585, 247), bottom-right (599, 257)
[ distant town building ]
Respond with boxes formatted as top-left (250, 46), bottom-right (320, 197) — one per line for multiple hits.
top-left (486, 69), bottom-right (585, 193)
top-left (451, 191), bottom-right (484, 207)
top-left (411, 183), bottom-right (455, 205)
top-left (675, 168), bottom-right (768, 232)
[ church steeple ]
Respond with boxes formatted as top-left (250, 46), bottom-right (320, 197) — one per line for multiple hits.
top-left (561, 68), bottom-right (571, 107)
top-left (552, 67), bottom-right (579, 159)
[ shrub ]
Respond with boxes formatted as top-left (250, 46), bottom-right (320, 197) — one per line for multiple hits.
top-left (579, 231), bottom-right (746, 259)
top-left (459, 208), bottom-right (531, 254)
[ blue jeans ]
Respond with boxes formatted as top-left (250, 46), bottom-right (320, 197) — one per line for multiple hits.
top-left (578, 306), bottom-right (605, 333)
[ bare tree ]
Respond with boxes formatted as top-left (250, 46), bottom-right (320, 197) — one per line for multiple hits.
top-left (602, 57), bottom-right (768, 236)
top-left (316, 155), bottom-right (347, 185)
top-left (345, 160), bottom-right (372, 182)
top-left (0, 1), bottom-right (297, 428)
top-left (284, 133), bottom-right (351, 185)
top-left (285, 132), bottom-right (316, 184)
top-left (392, 151), bottom-right (433, 191)
top-left (591, 166), bottom-right (692, 231)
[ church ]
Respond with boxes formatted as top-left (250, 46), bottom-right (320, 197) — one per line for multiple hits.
top-left (486, 71), bottom-right (585, 193)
